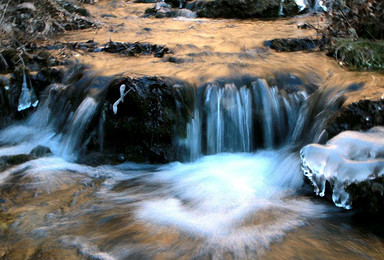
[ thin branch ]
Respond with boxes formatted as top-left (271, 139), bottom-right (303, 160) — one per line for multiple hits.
top-left (0, 0), bottom-right (11, 26)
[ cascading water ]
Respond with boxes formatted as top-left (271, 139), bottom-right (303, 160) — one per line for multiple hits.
top-left (0, 67), bottom-right (376, 259)
top-left (178, 76), bottom-right (316, 161)
top-left (0, 69), bottom-right (107, 161)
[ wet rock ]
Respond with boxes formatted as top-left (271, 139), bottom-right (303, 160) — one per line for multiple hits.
top-left (165, 56), bottom-right (186, 63)
top-left (102, 41), bottom-right (171, 57)
top-left (164, 0), bottom-right (190, 8)
top-left (135, 0), bottom-right (158, 3)
top-left (297, 23), bottom-right (317, 30)
top-left (0, 75), bottom-right (13, 127)
top-left (346, 176), bottom-right (384, 216)
top-left (266, 37), bottom-right (328, 52)
top-left (155, 1), bottom-right (172, 14)
top-left (326, 99), bottom-right (384, 139)
top-left (0, 154), bottom-right (32, 171)
top-left (100, 13), bottom-right (117, 18)
top-left (30, 146), bottom-right (52, 158)
top-left (145, 3), bottom-right (197, 18)
top-left (0, 147), bottom-right (51, 171)
top-left (99, 77), bottom-right (191, 163)
top-left (31, 68), bottom-right (63, 94)
top-left (0, 49), bottom-right (19, 74)
top-left (0, 47), bottom-right (63, 74)
top-left (56, 0), bottom-right (91, 17)
top-left (194, 0), bottom-right (299, 18)
top-left (53, 40), bottom-right (171, 58)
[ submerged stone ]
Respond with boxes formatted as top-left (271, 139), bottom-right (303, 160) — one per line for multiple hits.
top-left (30, 146), bottom-right (52, 158)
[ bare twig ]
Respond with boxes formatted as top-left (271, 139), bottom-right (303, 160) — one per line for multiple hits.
top-left (0, 0), bottom-right (11, 26)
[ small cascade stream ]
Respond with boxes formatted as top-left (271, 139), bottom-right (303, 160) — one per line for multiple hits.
top-left (1, 1), bottom-right (384, 257)
top-left (1, 66), bottom-right (379, 260)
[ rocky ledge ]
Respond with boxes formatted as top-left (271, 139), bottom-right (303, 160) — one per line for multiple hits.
top-left (301, 99), bottom-right (384, 216)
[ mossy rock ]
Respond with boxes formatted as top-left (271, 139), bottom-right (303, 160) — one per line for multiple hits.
top-left (328, 39), bottom-right (384, 71)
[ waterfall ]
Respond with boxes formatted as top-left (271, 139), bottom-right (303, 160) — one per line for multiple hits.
top-left (59, 97), bottom-right (98, 160)
top-left (1, 67), bottom-right (346, 163)
top-left (178, 77), bottom-right (311, 161)
top-left (0, 68), bottom-right (107, 160)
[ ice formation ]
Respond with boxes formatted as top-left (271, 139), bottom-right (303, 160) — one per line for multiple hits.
top-left (17, 70), bottom-right (39, 111)
top-left (300, 127), bottom-right (384, 209)
top-left (112, 84), bottom-right (132, 114)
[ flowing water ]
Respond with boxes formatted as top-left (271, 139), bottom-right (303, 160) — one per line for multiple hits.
top-left (1, 1), bottom-right (384, 259)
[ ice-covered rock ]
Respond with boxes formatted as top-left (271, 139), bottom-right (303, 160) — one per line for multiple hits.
top-left (300, 127), bottom-right (384, 210)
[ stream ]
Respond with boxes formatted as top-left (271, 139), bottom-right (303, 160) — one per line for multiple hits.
top-left (1, 1), bottom-right (384, 259)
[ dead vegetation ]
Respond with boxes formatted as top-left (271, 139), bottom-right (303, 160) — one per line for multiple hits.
top-left (326, 0), bottom-right (384, 71)
top-left (0, 0), bottom-right (97, 49)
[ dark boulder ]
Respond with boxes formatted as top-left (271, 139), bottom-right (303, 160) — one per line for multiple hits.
top-left (50, 40), bottom-right (172, 58)
top-left (194, 0), bottom-right (299, 19)
top-left (30, 146), bottom-right (52, 158)
top-left (326, 99), bottom-right (384, 139)
top-left (324, 99), bottom-right (384, 216)
top-left (0, 145), bottom-right (52, 171)
top-left (0, 154), bottom-right (32, 172)
top-left (100, 77), bottom-right (191, 163)
top-left (346, 176), bottom-right (384, 217)
top-left (144, 3), bottom-right (197, 18)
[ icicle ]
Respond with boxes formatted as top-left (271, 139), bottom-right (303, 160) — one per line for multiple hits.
top-left (17, 56), bottom-right (39, 111)
top-left (112, 84), bottom-right (131, 114)
top-left (17, 70), bottom-right (32, 111)
top-left (279, 0), bottom-right (285, 16)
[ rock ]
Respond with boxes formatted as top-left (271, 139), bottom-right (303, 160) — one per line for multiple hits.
top-left (297, 23), bottom-right (317, 30)
top-left (194, 0), bottom-right (299, 19)
top-left (0, 75), bottom-right (13, 127)
top-left (165, 0), bottom-right (189, 8)
top-left (99, 77), bottom-right (191, 163)
top-left (0, 147), bottom-right (51, 171)
top-left (346, 176), bottom-right (384, 216)
top-left (326, 99), bottom-right (384, 139)
top-left (61, 40), bottom-right (172, 58)
top-left (30, 146), bottom-right (52, 158)
top-left (56, 0), bottom-right (91, 17)
top-left (31, 68), bottom-right (63, 94)
top-left (174, 8), bottom-right (197, 18)
top-left (0, 154), bottom-right (32, 170)
top-left (301, 127), bottom-right (384, 215)
top-left (0, 48), bottom-right (20, 74)
top-left (145, 5), bottom-right (197, 18)
top-left (266, 37), bottom-right (328, 52)
top-left (102, 41), bottom-right (171, 57)
top-left (100, 13), bottom-right (117, 18)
